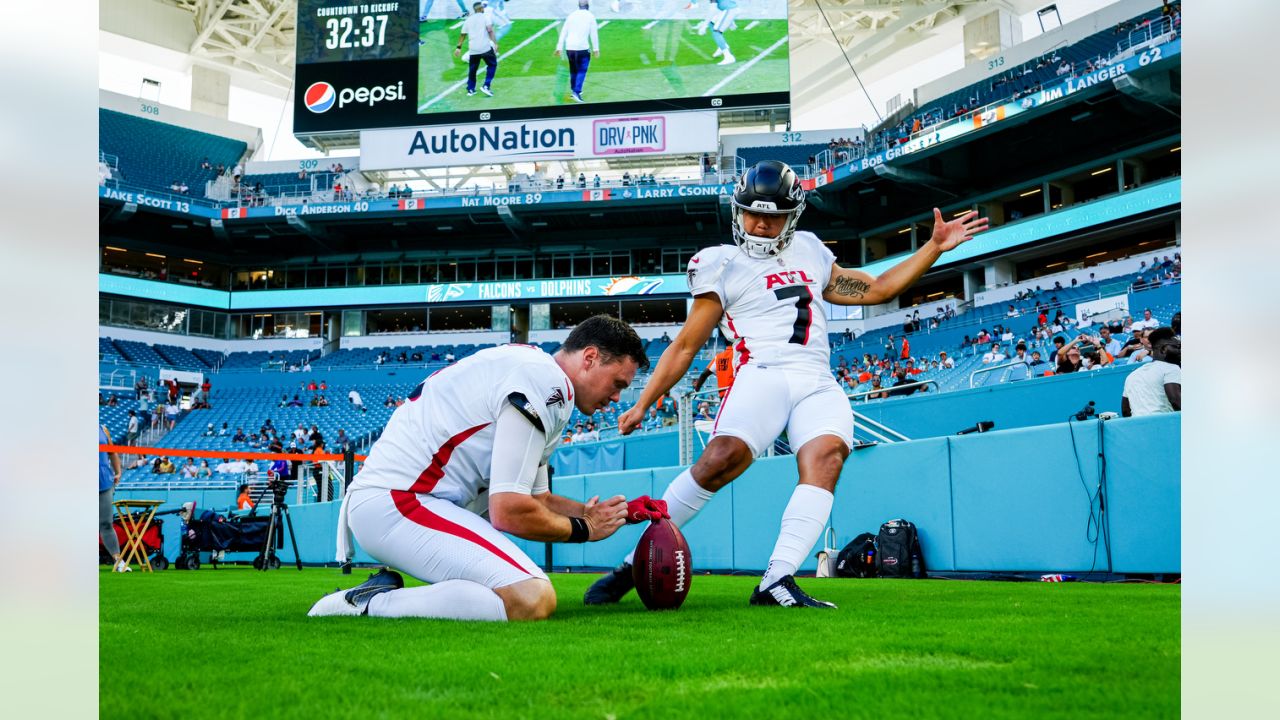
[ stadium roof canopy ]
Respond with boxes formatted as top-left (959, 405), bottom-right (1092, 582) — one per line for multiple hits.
top-left (103, 0), bottom-right (1054, 111)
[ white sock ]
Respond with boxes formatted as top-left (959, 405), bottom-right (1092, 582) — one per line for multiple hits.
top-left (624, 468), bottom-right (714, 565)
top-left (759, 485), bottom-right (834, 590)
top-left (366, 580), bottom-right (508, 621)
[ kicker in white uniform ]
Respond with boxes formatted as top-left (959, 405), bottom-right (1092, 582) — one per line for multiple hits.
top-left (585, 160), bottom-right (989, 609)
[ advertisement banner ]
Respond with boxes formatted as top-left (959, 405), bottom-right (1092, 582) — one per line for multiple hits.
top-left (101, 273), bottom-right (692, 311)
top-left (359, 112), bottom-right (718, 170)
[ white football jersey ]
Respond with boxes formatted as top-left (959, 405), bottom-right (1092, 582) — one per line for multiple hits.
top-left (687, 231), bottom-right (836, 374)
top-left (349, 345), bottom-right (575, 512)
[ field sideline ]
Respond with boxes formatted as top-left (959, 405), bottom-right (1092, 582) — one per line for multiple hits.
top-left (417, 19), bottom-right (790, 112)
top-left (100, 568), bottom-right (1179, 718)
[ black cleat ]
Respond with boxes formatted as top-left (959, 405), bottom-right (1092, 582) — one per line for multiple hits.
top-left (583, 562), bottom-right (635, 605)
top-left (345, 568), bottom-right (404, 614)
top-left (749, 575), bottom-right (837, 609)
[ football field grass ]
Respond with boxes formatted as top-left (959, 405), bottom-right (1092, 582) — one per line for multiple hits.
top-left (100, 568), bottom-right (1178, 718)
top-left (418, 20), bottom-right (789, 112)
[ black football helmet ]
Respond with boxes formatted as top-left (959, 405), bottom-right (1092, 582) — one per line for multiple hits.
top-left (730, 160), bottom-right (806, 259)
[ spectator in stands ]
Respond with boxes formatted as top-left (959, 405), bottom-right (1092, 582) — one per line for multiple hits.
top-left (232, 428), bottom-right (246, 443)
top-left (643, 407), bottom-right (661, 432)
top-left (302, 359), bottom-right (312, 372)
top-left (181, 458), bottom-right (199, 479)
top-left (126, 410), bottom-right (140, 446)
top-left (248, 433), bottom-right (262, 449)
top-left (1006, 304), bottom-right (1017, 318)
top-left (164, 401), bottom-right (179, 430)
top-left (288, 395), bottom-right (304, 407)
top-left (1011, 344), bottom-right (1030, 366)
top-left (1028, 351), bottom-right (1047, 369)
top-left (445, 351), bottom-right (456, 363)
top-left (349, 389), bottom-right (364, 412)
top-left (335, 428), bottom-right (349, 450)
top-left (215, 422), bottom-right (227, 437)
top-left (203, 422), bottom-right (215, 437)
top-left (309, 395), bottom-right (321, 407)
top-left (1049, 335), bottom-right (1067, 360)
top-left (1098, 327), bottom-right (1123, 358)
top-left (583, 422), bottom-right (599, 442)
top-left (982, 343), bottom-right (1006, 364)
top-left (939, 351), bottom-right (954, 369)
top-left (384, 395), bottom-right (396, 408)
top-left (866, 375), bottom-right (888, 400)
top-left (197, 460), bottom-right (212, 478)
top-left (1132, 308), bottom-right (1159, 331)
top-left (309, 424), bottom-right (323, 446)
top-left (694, 402), bottom-right (713, 421)
top-left (571, 423), bottom-right (586, 443)
top-left (1122, 327), bottom-right (1180, 417)
top-left (268, 436), bottom-right (284, 454)
top-left (1056, 336), bottom-right (1089, 373)
top-left (155, 456), bottom-right (176, 474)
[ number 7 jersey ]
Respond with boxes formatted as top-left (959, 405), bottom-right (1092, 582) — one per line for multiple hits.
top-left (687, 231), bottom-right (836, 375)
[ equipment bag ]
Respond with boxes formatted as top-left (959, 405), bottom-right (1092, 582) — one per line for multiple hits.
top-left (834, 532), bottom-right (879, 578)
top-left (875, 519), bottom-right (926, 578)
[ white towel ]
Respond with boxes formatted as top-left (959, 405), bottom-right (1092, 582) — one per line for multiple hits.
top-left (335, 490), bottom-right (354, 563)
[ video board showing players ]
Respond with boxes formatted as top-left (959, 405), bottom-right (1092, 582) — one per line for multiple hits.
top-left (294, 0), bottom-right (790, 134)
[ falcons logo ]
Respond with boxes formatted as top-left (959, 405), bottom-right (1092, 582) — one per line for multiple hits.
top-left (545, 387), bottom-right (566, 408)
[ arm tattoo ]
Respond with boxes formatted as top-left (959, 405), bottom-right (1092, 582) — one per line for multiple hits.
top-left (826, 276), bottom-right (871, 298)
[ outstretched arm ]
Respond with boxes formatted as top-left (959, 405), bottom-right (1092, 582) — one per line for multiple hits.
top-left (823, 209), bottom-right (988, 306)
top-left (616, 294), bottom-right (722, 434)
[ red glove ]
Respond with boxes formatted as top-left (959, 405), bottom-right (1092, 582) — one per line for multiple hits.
top-left (625, 495), bottom-right (670, 524)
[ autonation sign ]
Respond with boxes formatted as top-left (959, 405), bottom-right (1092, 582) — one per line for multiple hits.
top-left (360, 112), bottom-right (717, 170)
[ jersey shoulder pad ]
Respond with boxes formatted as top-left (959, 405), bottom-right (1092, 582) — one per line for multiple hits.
top-left (505, 392), bottom-right (545, 432)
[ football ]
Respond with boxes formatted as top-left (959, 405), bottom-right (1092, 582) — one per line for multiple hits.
top-left (631, 519), bottom-right (692, 610)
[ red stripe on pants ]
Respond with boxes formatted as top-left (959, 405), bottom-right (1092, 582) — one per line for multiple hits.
top-left (408, 422), bottom-right (490, 494)
top-left (390, 490), bottom-right (530, 577)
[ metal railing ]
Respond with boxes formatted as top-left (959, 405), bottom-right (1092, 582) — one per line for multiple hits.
top-left (969, 359), bottom-right (1031, 388)
top-left (849, 411), bottom-right (911, 444)
top-left (847, 379), bottom-right (939, 402)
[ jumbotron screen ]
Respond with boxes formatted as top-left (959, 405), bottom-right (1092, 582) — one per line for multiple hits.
top-left (294, 0), bottom-right (790, 134)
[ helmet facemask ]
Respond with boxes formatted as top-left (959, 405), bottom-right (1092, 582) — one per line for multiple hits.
top-left (731, 200), bottom-right (804, 259)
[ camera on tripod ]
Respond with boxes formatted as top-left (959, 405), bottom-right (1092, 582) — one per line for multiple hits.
top-left (248, 476), bottom-right (301, 572)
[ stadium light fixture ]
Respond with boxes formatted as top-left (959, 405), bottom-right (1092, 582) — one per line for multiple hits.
top-left (1019, 188), bottom-right (1042, 197)
top-left (145, 252), bottom-right (166, 259)
top-left (183, 258), bottom-right (203, 264)
top-left (897, 227), bottom-right (911, 234)
top-left (1086, 252), bottom-right (1107, 259)
top-left (1037, 5), bottom-right (1062, 33)
top-left (1170, 146), bottom-right (1181, 152)
top-left (104, 246), bottom-right (127, 252)
top-left (953, 210), bottom-right (970, 218)
top-left (1090, 168), bottom-right (1112, 176)
top-left (1046, 261), bottom-right (1065, 268)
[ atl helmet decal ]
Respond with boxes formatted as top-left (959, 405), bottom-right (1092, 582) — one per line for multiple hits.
top-left (304, 82), bottom-right (336, 113)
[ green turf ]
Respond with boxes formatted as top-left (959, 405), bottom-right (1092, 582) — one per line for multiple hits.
top-left (101, 568), bottom-right (1178, 718)
top-left (417, 20), bottom-right (789, 112)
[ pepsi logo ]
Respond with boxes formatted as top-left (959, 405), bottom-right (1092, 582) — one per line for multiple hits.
top-left (304, 82), bottom-right (336, 113)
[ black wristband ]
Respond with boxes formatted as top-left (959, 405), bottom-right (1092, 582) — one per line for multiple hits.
top-left (567, 517), bottom-right (589, 543)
